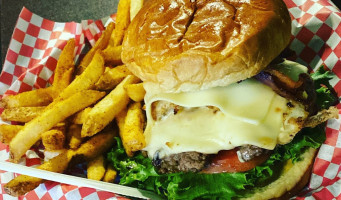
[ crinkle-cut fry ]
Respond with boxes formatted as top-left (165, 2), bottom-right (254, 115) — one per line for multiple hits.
top-left (71, 107), bottom-right (92, 125)
top-left (125, 83), bottom-right (145, 102)
top-left (42, 129), bottom-right (65, 151)
top-left (102, 45), bottom-right (123, 65)
top-left (0, 124), bottom-right (23, 144)
top-left (81, 75), bottom-right (139, 137)
top-left (53, 39), bottom-right (75, 92)
top-left (95, 65), bottom-right (132, 91)
top-left (68, 128), bottom-right (116, 165)
top-left (130, 0), bottom-right (144, 21)
top-left (56, 51), bottom-right (105, 102)
top-left (0, 87), bottom-right (56, 108)
top-left (1, 106), bottom-right (45, 123)
top-left (118, 102), bottom-right (146, 157)
top-left (4, 151), bottom-right (69, 197)
top-left (87, 155), bottom-right (106, 181)
top-left (67, 124), bottom-right (82, 149)
top-left (103, 164), bottom-right (117, 183)
top-left (111, 0), bottom-right (130, 47)
top-left (9, 90), bottom-right (106, 163)
top-left (76, 22), bottom-right (115, 75)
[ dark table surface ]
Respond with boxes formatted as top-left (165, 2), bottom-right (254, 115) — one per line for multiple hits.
top-left (1, 0), bottom-right (341, 67)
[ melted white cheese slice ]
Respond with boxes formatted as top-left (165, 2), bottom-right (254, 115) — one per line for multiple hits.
top-left (144, 79), bottom-right (289, 158)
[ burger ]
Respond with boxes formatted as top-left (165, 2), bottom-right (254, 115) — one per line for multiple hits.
top-left (108, 0), bottom-right (339, 199)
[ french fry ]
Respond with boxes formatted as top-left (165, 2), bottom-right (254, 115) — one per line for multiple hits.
top-left (114, 64), bottom-right (133, 75)
top-left (102, 45), bottom-right (123, 65)
top-left (130, 0), bottom-right (144, 21)
top-left (9, 90), bottom-right (106, 162)
top-left (87, 155), bottom-right (106, 181)
top-left (4, 151), bottom-right (69, 197)
top-left (42, 129), bottom-right (65, 151)
top-left (125, 83), bottom-right (145, 102)
top-left (67, 124), bottom-right (82, 149)
top-left (68, 129), bottom-right (116, 165)
top-left (52, 122), bottom-right (67, 132)
top-left (95, 65), bottom-right (132, 90)
top-left (76, 23), bottom-right (115, 75)
top-left (0, 52), bottom-right (78, 107)
top-left (117, 102), bottom-right (146, 157)
top-left (0, 87), bottom-right (56, 108)
top-left (53, 39), bottom-right (75, 92)
top-left (0, 124), bottom-right (23, 144)
top-left (1, 107), bottom-right (44, 123)
top-left (71, 107), bottom-right (92, 125)
top-left (56, 51), bottom-right (105, 102)
top-left (0, 123), bottom-right (65, 144)
top-left (4, 175), bottom-right (43, 197)
top-left (81, 75), bottom-right (139, 137)
top-left (103, 165), bottom-right (117, 183)
top-left (5, 130), bottom-right (115, 196)
top-left (116, 108), bottom-right (127, 131)
top-left (111, 0), bottom-right (131, 47)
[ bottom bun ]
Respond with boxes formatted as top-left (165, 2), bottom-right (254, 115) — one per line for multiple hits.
top-left (243, 147), bottom-right (317, 200)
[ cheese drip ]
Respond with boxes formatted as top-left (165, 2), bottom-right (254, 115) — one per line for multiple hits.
top-left (144, 79), bottom-right (290, 159)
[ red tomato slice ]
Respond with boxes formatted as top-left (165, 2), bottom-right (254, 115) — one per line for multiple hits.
top-left (202, 148), bottom-right (270, 173)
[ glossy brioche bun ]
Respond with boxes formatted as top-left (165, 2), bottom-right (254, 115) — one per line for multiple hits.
top-left (243, 148), bottom-right (317, 200)
top-left (122, 0), bottom-right (292, 93)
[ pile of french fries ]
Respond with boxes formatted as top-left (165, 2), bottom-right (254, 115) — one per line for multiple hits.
top-left (0, 0), bottom-right (146, 196)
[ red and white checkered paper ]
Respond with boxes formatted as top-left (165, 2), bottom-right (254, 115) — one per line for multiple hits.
top-left (0, 1), bottom-right (341, 199)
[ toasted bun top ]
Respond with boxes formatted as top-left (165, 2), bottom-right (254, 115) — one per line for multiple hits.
top-left (122, 0), bottom-right (291, 93)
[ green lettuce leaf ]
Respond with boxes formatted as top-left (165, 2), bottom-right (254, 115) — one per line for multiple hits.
top-left (311, 66), bottom-right (338, 110)
top-left (107, 125), bottom-right (325, 200)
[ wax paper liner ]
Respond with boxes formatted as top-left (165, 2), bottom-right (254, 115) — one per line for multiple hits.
top-left (0, 0), bottom-right (341, 199)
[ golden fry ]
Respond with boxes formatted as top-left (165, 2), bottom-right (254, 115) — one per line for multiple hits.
top-left (42, 129), bottom-right (65, 151)
top-left (4, 151), bottom-right (69, 197)
top-left (55, 51), bottom-right (105, 102)
top-left (87, 155), bottom-right (106, 181)
top-left (125, 83), bottom-right (145, 102)
top-left (9, 90), bottom-right (105, 162)
top-left (76, 23), bottom-right (115, 74)
top-left (115, 65), bottom-right (133, 75)
top-left (5, 129), bottom-right (115, 196)
top-left (0, 123), bottom-right (65, 144)
top-left (67, 124), bottom-right (82, 149)
top-left (112, 0), bottom-right (131, 46)
top-left (69, 129), bottom-right (116, 165)
top-left (53, 39), bottom-right (75, 92)
top-left (0, 124), bottom-right (23, 144)
top-left (130, 0), bottom-right (144, 21)
top-left (1, 107), bottom-right (44, 123)
top-left (4, 175), bottom-right (43, 197)
top-left (81, 75), bottom-right (139, 137)
top-left (103, 165), bottom-right (117, 183)
top-left (102, 45), bottom-right (123, 65)
top-left (95, 65), bottom-right (132, 90)
top-left (0, 87), bottom-right (56, 108)
top-left (117, 102), bottom-right (146, 157)
top-left (71, 107), bottom-right (92, 124)
top-left (116, 108), bottom-right (127, 133)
